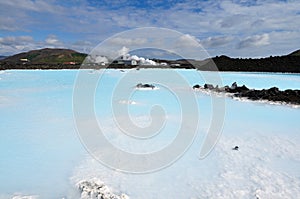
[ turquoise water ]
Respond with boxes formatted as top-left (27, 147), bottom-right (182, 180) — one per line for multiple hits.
top-left (0, 70), bottom-right (299, 198)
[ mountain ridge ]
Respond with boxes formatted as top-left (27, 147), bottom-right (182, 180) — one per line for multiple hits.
top-left (1, 48), bottom-right (300, 72)
top-left (1, 48), bottom-right (87, 64)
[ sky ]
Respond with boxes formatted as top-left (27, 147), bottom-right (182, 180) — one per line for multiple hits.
top-left (0, 0), bottom-right (300, 58)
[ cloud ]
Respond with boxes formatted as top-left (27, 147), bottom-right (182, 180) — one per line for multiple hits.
top-left (219, 14), bottom-right (248, 28)
top-left (45, 35), bottom-right (62, 45)
top-left (0, 0), bottom-right (64, 32)
top-left (175, 34), bottom-right (200, 48)
top-left (109, 37), bottom-right (147, 46)
top-left (0, 17), bottom-right (20, 31)
top-left (71, 41), bottom-right (93, 53)
top-left (0, 36), bottom-right (33, 45)
top-left (201, 36), bottom-right (233, 48)
top-left (0, 0), bottom-right (62, 13)
top-left (43, 35), bottom-right (66, 49)
top-left (237, 33), bottom-right (270, 49)
top-left (0, 0), bottom-right (300, 57)
top-left (0, 35), bottom-right (64, 55)
top-left (0, 36), bottom-right (36, 55)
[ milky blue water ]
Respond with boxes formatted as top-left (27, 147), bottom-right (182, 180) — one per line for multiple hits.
top-left (0, 70), bottom-right (299, 198)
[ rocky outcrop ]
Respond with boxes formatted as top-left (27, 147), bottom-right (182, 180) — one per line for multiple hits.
top-left (193, 82), bottom-right (300, 105)
top-left (136, 83), bottom-right (155, 89)
top-left (235, 87), bottom-right (300, 105)
top-left (77, 180), bottom-right (129, 199)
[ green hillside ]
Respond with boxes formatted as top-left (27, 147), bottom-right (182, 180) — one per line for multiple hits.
top-left (2, 48), bottom-right (87, 64)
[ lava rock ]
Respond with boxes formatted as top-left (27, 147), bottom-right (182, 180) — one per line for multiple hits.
top-left (204, 84), bottom-right (214, 89)
top-left (233, 146), bottom-right (239, 150)
top-left (136, 83), bottom-right (155, 89)
top-left (230, 82), bottom-right (237, 90)
top-left (193, 84), bottom-right (200, 89)
top-left (197, 82), bottom-right (300, 105)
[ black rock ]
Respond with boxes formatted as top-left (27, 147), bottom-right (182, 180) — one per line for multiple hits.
top-left (222, 85), bottom-right (230, 92)
top-left (230, 82), bottom-right (237, 90)
top-left (239, 85), bottom-right (249, 92)
top-left (136, 83), bottom-right (155, 89)
top-left (204, 84), bottom-right (214, 89)
top-left (198, 82), bottom-right (300, 105)
top-left (193, 84), bottom-right (200, 89)
top-left (230, 85), bottom-right (250, 93)
top-left (233, 146), bottom-right (239, 150)
top-left (269, 87), bottom-right (279, 93)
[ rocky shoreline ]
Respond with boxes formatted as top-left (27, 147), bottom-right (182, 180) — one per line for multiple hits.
top-left (193, 82), bottom-right (300, 106)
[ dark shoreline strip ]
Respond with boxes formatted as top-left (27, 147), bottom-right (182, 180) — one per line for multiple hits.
top-left (193, 82), bottom-right (300, 106)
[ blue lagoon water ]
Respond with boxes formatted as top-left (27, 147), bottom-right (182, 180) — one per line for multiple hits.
top-left (0, 69), bottom-right (299, 198)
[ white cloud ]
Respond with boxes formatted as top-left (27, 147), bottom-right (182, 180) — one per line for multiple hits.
top-left (45, 35), bottom-right (62, 45)
top-left (219, 14), bottom-right (249, 28)
top-left (44, 35), bottom-right (66, 49)
top-left (175, 34), bottom-right (200, 48)
top-left (0, 36), bottom-right (33, 45)
top-left (109, 37), bottom-right (147, 46)
top-left (0, 36), bottom-right (36, 55)
top-left (0, 17), bottom-right (20, 31)
top-left (71, 41), bottom-right (93, 54)
top-left (0, 0), bottom-right (62, 13)
top-left (201, 36), bottom-right (233, 48)
top-left (0, 35), bottom-right (65, 55)
top-left (0, 0), bottom-right (300, 57)
top-left (238, 33), bottom-right (270, 49)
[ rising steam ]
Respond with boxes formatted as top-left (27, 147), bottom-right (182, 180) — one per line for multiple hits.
top-left (118, 46), bottom-right (157, 66)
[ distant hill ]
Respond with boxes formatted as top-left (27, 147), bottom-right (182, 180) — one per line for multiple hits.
top-left (0, 48), bottom-right (87, 69)
top-left (166, 52), bottom-right (300, 73)
top-left (2, 48), bottom-right (87, 64)
top-left (1, 48), bottom-right (300, 72)
top-left (0, 56), bottom-right (7, 60)
top-left (288, 49), bottom-right (300, 56)
top-left (206, 52), bottom-right (300, 73)
top-left (151, 51), bottom-right (300, 73)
